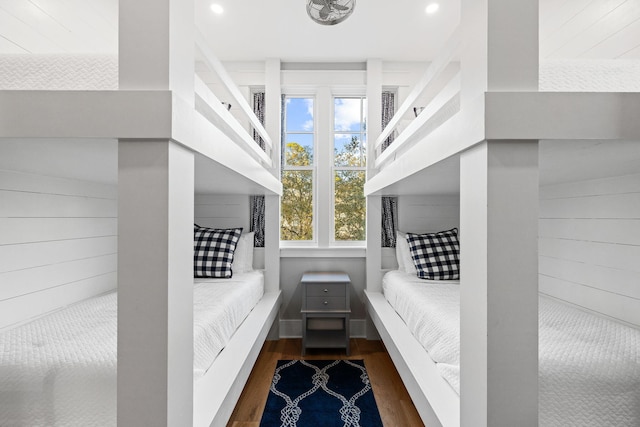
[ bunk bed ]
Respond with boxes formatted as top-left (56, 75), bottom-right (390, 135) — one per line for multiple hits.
top-left (0, 17), bottom-right (282, 427)
top-left (364, 4), bottom-right (640, 427)
top-left (0, 270), bottom-right (265, 426)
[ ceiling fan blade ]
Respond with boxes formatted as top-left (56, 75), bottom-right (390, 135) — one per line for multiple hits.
top-left (310, 0), bottom-right (328, 5)
top-left (319, 5), bottom-right (331, 19)
top-left (333, 4), bottom-right (350, 11)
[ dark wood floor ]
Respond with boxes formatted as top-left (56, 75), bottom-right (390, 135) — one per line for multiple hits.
top-left (226, 338), bottom-right (424, 427)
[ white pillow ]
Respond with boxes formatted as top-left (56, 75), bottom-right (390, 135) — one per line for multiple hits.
top-left (395, 230), bottom-right (406, 271)
top-left (396, 231), bottom-right (417, 275)
top-left (232, 232), bottom-right (255, 274)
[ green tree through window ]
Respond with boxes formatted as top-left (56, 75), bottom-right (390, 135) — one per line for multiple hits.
top-left (334, 136), bottom-right (366, 241)
top-left (281, 142), bottom-right (313, 240)
top-left (333, 97), bottom-right (366, 241)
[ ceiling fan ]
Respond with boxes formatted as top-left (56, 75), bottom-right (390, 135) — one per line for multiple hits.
top-left (306, 0), bottom-right (356, 26)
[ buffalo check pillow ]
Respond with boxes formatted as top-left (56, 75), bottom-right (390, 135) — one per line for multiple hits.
top-left (194, 226), bottom-right (243, 278)
top-left (406, 228), bottom-right (460, 280)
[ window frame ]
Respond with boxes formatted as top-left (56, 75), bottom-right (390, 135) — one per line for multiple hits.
top-left (280, 88), bottom-right (367, 249)
top-left (331, 95), bottom-right (367, 245)
top-left (281, 95), bottom-right (318, 246)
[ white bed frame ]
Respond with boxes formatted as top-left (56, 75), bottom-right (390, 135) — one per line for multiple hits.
top-left (194, 290), bottom-right (281, 427)
top-left (365, 290), bottom-right (459, 427)
top-left (0, 1), bottom-right (283, 425)
top-left (364, 1), bottom-right (640, 426)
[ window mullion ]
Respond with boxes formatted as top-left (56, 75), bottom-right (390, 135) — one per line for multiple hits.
top-left (316, 87), bottom-right (332, 248)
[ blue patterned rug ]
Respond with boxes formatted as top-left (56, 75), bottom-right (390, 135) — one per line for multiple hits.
top-left (259, 359), bottom-right (383, 427)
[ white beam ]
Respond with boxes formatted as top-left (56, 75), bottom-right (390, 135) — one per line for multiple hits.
top-left (459, 140), bottom-right (539, 427)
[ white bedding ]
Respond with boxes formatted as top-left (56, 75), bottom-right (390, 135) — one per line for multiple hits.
top-left (0, 271), bottom-right (263, 427)
top-left (382, 270), bottom-right (640, 427)
top-left (0, 54), bottom-right (118, 90)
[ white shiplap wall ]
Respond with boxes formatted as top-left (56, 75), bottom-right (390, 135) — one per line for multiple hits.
top-left (539, 172), bottom-right (640, 327)
top-left (540, 0), bottom-right (640, 59)
top-left (0, 170), bottom-right (117, 330)
top-left (194, 194), bottom-right (249, 231)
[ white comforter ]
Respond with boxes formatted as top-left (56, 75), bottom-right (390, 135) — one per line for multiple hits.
top-left (0, 271), bottom-right (263, 427)
top-left (383, 270), bottom-right (640, 427)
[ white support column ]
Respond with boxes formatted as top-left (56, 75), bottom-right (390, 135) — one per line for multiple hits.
top-left (264, 194), bottom-right (281, 295)
top-left (119, 0), bottom-right (195, 101)
top-left (459, 140), bottom-right (539, 427)
top-left (265, 58), bottom-right (282, 178)
top-left (264, 194), bottom-right (281, 340)
top-left (118, 140), bottom-right (195, 427)
top-left (461, 0), bottom-right (538, 106)
top-left (118, 1), bottom-right (195, 424)
top-left (365, 59), bottom-right (383, 339)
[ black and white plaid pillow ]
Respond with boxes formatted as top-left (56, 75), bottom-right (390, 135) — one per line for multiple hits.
top-left (406, 228), bottom-right (460, 280)
top-left (194, 226), bottom-right (243, 278)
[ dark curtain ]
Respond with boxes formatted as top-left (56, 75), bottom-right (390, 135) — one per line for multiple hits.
top-left (381, 196), bottom-right (398, 247)
top-left (250, 91), bottom-right (267, 247)
top-left (381, 91), bottom-right (395, 152)
top-left (252, 92), bottom-right (266, 151)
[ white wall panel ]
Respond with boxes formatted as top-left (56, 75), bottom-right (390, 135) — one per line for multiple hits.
top-left (0, 170), bottom-right (117, 329)
top-left (539, 172), bottom-right (640, 326)
top-left (194, 194), bottom-right (249, 230)
top-left (540, 0), bottom-right (640, 59)
top-left (398, 194), bottom-right (460, 234)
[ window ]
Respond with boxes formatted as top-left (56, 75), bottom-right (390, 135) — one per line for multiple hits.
top-left (281, 97), bottom-right (315, 241)
top-left (333, 97), bottom-right (366, 241)
top-left (281, 93), bottom-right (367, 246)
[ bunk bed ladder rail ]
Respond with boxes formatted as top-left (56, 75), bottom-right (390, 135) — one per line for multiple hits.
top-left (194, 31), bottom-right (274, 169)
top-left (374, 26), bottom-right (462, 171)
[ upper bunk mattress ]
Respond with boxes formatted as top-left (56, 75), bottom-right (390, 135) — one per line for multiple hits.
top-left (539, 59), bottom-right (640, 92)
top-left (0, 270), bottom-right (263, 427)
top-left (382, 269), bottom-right (640, 427)
top-left (0, 54), bottom-right (118, 90)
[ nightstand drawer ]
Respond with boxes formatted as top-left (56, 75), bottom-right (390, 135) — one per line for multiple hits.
top-left (305, 296), bottom-right (348, 311)
top-left (305, 283), bottom-right (346, 297)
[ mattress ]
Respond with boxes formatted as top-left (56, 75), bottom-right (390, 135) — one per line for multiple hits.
top-left (0, 271), bottom-right (263, 427)
top-left (0, 54), bottom-right (118, 90)
top-left (539, 59), bottom-right (640, 92)
top-left (382, 270), bottom-right (640, 427)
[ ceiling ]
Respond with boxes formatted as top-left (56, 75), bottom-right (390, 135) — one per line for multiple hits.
top-left (0, 0), bottom-right (460, 62)
top-left (1, 0), bottom-right (639, 61)
top-left (195, 0), bottom-right (460, 62)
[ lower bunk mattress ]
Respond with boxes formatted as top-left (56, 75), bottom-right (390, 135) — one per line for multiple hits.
top-left (382, 270), bottom-right (640, 427)
top-left (0, 271), bottom-right (264, 426)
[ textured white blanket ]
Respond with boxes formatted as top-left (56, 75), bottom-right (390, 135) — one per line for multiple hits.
top-left (383, 270), bottom-right (640, 427)
top-left (0, 271), bottom-right (263, 426)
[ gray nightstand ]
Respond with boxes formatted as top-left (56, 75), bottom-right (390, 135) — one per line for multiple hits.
top-left (301, 272), bottom-right (351, 356)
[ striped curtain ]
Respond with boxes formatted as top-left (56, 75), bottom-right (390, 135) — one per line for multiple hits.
top-left (381, 91), bottom-right (395, 152)
top-left (381, 196), bottom-right (398, 247)
top-left (252, 92), bottom-right (266, 150)
top-left (250, 90), bottom-right (266, 247)
top-left (250, 195), bottom-right (266, 247)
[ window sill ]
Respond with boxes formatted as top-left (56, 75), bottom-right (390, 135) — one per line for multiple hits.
top-left (280, 246), bottom-right (366, 258)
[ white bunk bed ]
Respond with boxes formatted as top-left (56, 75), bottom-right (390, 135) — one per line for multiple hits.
top-left (364, 3), bottom-right (640, 427)
top-left (0, 271), bottom-right (266, 426)
top-left (0, 15), bottom-right (282, 427)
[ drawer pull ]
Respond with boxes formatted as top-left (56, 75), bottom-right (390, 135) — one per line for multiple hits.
top-left (323, 301), bottom-right (329, 305)
top-left (323, 288), bottom-right (329, 293)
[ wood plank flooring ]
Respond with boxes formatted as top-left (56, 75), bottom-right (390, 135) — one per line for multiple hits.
top-left (227, 338), bottom-right (424, 427)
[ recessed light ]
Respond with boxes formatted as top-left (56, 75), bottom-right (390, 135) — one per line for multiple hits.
top-left (210, 3), bottom-right (224, 14)
top-left (425, 3), bottom-right (439, 14)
